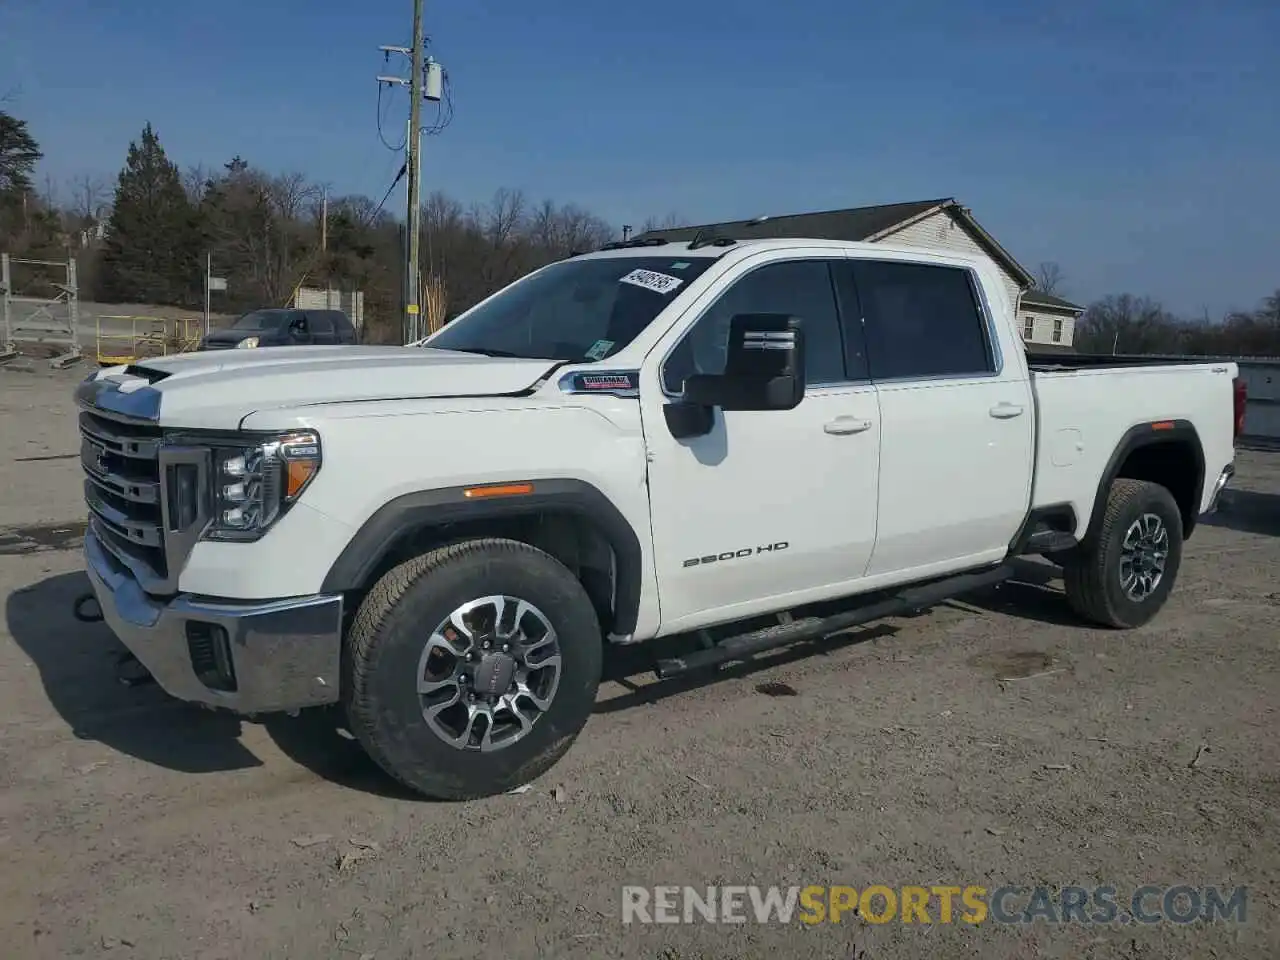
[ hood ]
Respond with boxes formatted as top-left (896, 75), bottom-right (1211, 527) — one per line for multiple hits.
top-left (89, 346), bottom-right (559, 428)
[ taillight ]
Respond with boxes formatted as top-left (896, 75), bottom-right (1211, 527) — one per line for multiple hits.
top-left (1233, 377), bottom-right (1247, 439)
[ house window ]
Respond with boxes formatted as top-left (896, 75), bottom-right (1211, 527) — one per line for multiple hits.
top-left (1052, 319), bottom-right (1063, 343)
top-left (1023, 317), bottom-right (1035, 340)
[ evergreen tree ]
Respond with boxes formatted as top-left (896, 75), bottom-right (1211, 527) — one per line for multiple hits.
top-left (0, 110), bottom-right (66, 258)
top-left (97, 123), bottom-right (199, 304)
top-left (0, 110), bottom-right (42, 198)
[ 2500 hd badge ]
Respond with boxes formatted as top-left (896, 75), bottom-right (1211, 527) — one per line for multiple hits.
top-left (683, 542), bottom-right (790, 568)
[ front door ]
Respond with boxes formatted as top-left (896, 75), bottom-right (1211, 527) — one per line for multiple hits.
top-left (639, 253), bottom-right (882, 634)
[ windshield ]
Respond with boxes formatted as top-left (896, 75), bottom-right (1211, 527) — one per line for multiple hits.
top-left (232, 310), bottom-right (293, 331)
top-left (426, 255), bottom-right (718, 361)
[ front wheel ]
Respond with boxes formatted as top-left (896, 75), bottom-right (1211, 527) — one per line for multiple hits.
top-left (344, 538), bottom-right (603, 800)
top-left (1063, 478), bottom-right (1184, 629)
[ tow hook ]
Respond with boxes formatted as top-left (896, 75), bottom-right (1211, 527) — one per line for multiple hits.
top-left (71, 592), bottom-right (104, 624)
top-left (71, 592), bottom-right (156, 687)
top-left (115, 651), bottom-right (155, 688)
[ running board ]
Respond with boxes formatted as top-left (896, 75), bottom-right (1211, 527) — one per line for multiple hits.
top-left (653, 564), bottom-right (1014, 679)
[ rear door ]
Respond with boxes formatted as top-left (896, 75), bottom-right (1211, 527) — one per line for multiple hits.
top-left (331, 312), bottom-right (357, 343)
top-left (307, 312), bottom-right (337, 345)
top-left (848, 256), bottom-right (1034, 578)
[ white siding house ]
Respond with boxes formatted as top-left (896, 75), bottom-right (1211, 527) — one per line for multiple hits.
top-left (1016, 291), bottom-right (1082, 348)
top-left (638, 197), bottom-right (1084, 351)
top-left (864, 208), bottom-right (1025, 323)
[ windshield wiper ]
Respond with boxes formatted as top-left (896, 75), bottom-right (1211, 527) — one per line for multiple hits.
top-left (687, 229), bottom-right (737, 251)
top-left (599, 237), bottom-right (670, 250)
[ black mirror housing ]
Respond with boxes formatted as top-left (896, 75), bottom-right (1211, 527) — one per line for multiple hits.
top-left (685, 313), bottom-right (806, 412)
top-left (661, 314), bottom-right (807, 439)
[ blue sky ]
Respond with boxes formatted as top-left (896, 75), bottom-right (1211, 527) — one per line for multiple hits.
top-left (3, 0), bottom-right (1277, 316)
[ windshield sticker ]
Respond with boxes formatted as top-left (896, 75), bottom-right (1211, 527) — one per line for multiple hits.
top-left (619, 268), bottom-right (684, 295)
top-left (584, 339), bottom-right (614, 361)
top-left (669, 261), bottom-right (692, 270)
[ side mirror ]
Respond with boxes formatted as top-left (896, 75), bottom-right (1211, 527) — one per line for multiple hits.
top-left (662, 314), bottom-right (806, 439)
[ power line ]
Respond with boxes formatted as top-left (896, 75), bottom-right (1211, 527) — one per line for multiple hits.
top-left (369, 163), bottom-right (408, 222)
top-left (423, 73), bottom-right (454, 135)
top-left (376, 83), bottom-right (407, 152)
top-left (282, 163), bottom-right (406, 307)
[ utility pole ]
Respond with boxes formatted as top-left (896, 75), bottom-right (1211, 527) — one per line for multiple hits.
top-left (377, 0), bottom-right (443, 343)
top-left (405, 0), bottom-right (425, 343)
top-left (204, 252), bottom-right (211, 335)
top-left (320, 187), bottom-right (328, 253)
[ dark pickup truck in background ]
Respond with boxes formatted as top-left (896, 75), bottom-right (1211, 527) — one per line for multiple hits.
top-left (199, 308), bottom-right (358, 351)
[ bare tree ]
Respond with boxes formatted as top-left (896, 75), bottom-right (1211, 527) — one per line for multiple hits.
top-left (269, 172), bottom-right (321, 222)
top-left (68, 173), bottom-right (108, 223)
top-left (482, 187), bottom-right (527, 248)
top-left (529, 200), bottom-right (613, 256)
top-left (1260, 290), bottom-right (1280, 326)
top-left (638, 212), bottom-right (687, 235)
top-left (181, 164), bottom-right (212, 204)
top-left (1035, 261), bottom-right (1065, 295)
top-left (40, 171), bottom-right (58, 209)
top-left (1076, 294), bottom-right (1178, 354)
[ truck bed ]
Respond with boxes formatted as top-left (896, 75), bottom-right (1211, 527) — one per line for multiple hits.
top-left (1025, 351), bottom-right (1230, 372)
top-left (1027, 356), bottom-right (1238, 536)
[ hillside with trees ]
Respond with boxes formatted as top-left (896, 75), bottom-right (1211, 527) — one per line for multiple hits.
top-left (2, 108), bottom-right (1277, 354)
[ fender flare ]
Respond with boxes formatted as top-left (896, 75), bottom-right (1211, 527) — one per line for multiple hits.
top-left (1085, 419), bottom-right (1206, 543)
top-left (320, 478), bottom-right (645, 635)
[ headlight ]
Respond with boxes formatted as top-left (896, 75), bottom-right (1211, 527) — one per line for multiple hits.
top-left (235, 336), bottom-right (260, 349)
top-left (204, 431), bottom-right (321, 541)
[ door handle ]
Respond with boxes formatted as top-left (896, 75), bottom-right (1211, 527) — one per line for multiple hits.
top-left (824, 417), bottom-right (874, 435)
top-left (989, 402), bottom-right (1025, 419)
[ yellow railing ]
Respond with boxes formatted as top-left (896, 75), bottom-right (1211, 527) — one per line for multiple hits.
top-left (95, 316), bottom-right (203, 366)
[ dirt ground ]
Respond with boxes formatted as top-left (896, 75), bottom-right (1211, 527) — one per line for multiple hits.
top-left (0, 364), bottom-right (1277, 960)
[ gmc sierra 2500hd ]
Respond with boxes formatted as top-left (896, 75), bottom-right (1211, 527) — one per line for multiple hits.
top-left (76, 237), bottom-right (1239, 799)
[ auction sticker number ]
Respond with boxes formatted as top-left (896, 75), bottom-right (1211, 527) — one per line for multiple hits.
top-left (619, 269), bottom-right (684, 295)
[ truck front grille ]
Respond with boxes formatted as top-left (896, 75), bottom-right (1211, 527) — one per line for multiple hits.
top-left (80, 410), bottom-right (208, 594)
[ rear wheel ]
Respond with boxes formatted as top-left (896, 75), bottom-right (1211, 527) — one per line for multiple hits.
top-left (1063, 478), bottom-right (1184, 629)
top-left (344, 538), bottom-right (603, 800)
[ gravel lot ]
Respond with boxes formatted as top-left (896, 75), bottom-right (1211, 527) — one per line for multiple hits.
top-left (1, 364), bottom-right (1277, 960)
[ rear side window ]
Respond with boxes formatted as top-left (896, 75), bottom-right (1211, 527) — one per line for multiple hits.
top-left (852, 261), bottom-right (995, 380)
top-left (308, 313), bottom-right (334, 335)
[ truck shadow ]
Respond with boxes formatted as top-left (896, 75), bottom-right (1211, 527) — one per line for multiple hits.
top-left (4, 571), bottom-right (417, 797)
top-left (3, 561), bottom-right (1084, 799)
top-left (1200, 489), bottom-right (1280, 537)
top-left (5, 571), bottom-right (264, 775)
top-left (594, 622), bottom-right (898, 714)
top-left (955, 558), bottom-right (1083, 628)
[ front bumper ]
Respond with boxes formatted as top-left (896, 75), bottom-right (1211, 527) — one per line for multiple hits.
top-left (85, 527), bottom-right (343, 714)
top-left (1206, 463), bottom-right (1235, 513)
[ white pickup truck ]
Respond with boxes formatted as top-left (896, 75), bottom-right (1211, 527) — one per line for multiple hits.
top-left (76, 237), bottom-right (1241, 799)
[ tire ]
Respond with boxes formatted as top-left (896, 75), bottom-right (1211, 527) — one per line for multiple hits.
top-left (1063, 478), bottom-right (1184, 629)
top-left (344, 537), bottom-right (603, 800)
